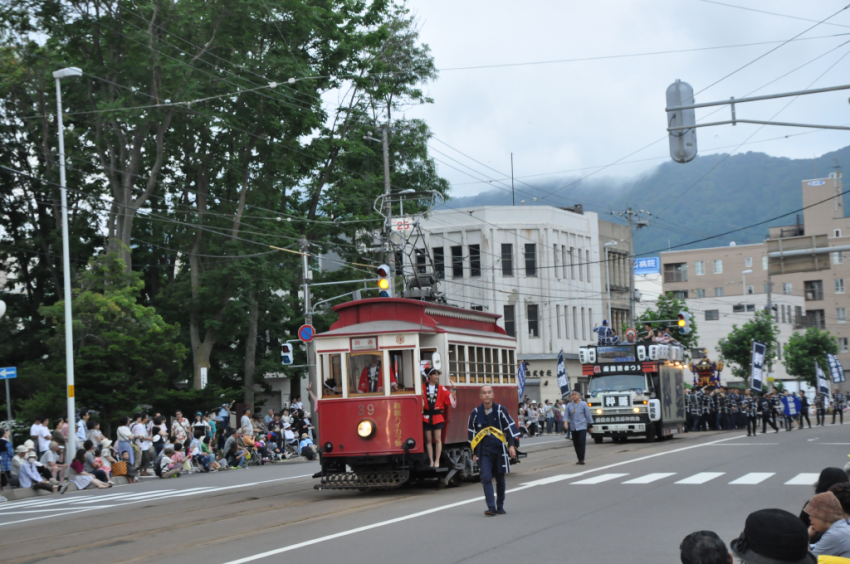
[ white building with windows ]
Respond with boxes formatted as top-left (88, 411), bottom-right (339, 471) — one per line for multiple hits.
top-left (416, 205), bottom-right (618, 398)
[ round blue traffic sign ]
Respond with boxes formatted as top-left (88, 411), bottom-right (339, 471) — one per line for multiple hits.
top-left (298, 324), bottom-right (315, 343)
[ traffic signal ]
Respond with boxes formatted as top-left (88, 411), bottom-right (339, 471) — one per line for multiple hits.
top-left (666, 79), bottom-right (697, 164)
top-left (377, 264), bottom-right (392, 297)
top-left (677, 311), bottom-right (692, 335)
top-left (281, 343), bottom-right (293, 365)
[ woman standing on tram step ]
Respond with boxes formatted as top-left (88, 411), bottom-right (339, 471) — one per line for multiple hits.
top-left (422, 368), bottom-right (457, 468)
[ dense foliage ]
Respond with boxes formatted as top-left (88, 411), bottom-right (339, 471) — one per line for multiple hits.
top-left (716, 310), bottom-right (780, 381)
top-left (783, 328), bottom-right (838, 386)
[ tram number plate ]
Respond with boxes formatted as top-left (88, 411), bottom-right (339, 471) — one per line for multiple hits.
top-left (358, 404), bottom-right (375, 416)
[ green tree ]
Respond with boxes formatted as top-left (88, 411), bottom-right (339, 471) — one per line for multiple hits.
top-left (784, 327), bottom-right (838, 386)
top-left (717, 310), bottom-right (780, 381)
top-left (636, 293), bottom-right (699, 358)
top-left (23, 253), bottom-right (189, 433)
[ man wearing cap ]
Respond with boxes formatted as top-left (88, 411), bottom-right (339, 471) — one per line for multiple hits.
top-left (593, 320), bottom-right (619, 346)
top-left (806, 491), bottom-right (850, 557)
top-left (422, 367), bottom-right (457, 468)
top-left (731, 508), bottom-right (816, 563)
top-left (40, 441), bottom-right (67, 482)
top-left (19, 450), bottom-right (57, 493)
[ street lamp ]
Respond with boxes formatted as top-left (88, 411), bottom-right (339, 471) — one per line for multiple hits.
top-left (53, 66), bottom-right (82, 456)
top-left (604, 241), bottom-right (618, 326)
top-left (742, 269), bottom-right (753, 317)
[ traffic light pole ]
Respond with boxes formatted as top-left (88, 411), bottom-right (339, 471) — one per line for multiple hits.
top-left (301, 239), bottom-right (317, 427)
top-left (381, 127), bottom-right (396, 295)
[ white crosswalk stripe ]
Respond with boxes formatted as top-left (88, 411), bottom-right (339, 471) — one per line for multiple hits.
top-left (571, 473), bottom-right (629, 484)
top-left (729, 473), bottom-right (775, 485)
top-left (675, 472), bottom-right (725, 484)
top-left (785, 473), bottom-right (820, 485)
top-left (622, 473), bottom-right (676, 484)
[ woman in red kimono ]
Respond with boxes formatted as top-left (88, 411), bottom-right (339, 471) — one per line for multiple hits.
top-left (422, 368), bottom-right (457, 467)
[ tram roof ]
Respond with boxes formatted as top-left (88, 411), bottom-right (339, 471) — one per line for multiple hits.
top-left (318, 298), bottom-right (509, 339)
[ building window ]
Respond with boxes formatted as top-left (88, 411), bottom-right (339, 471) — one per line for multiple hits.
top-left (747, 285), bottom-right (754, 295)
top-left (525, 244), bottom-right (537, 276)
top-left (836, 229), bottom-right (842, 238)
top-left (586, 250), bottom-right (592, 282)
top-left (561, 246), bottom-right (568, 281)
top-left (833, 252), bottom-right (844, 265)
top-left (807, 310), bottom-right (827, 329)
top-left (573, 306), bottom-right (578, 339)
top-left (581, 307), bottom-right (586, 340)
top-left (840, 337), bottom-right (849, 353)
top-left (783, 282), bottom-right (793, 295)
top-left (837, 279), bottom-right (846, 294)
top-left (795, 306), bottom-right (803, 326)
top-left (469, 245), bottom-right (481, 277)
top-left (733, 304), bottom-right (755, 313)
top-left (433, 247), bottom-right (445, 279)
top-left (672, 291), bottom-right (689, 299)
top-left (762, 256), bottom-right (768, 271)
top-left (663, 262), bottom-right (688, 283)
top-left (570, 248), bottom-right (576, 279)
top-left (553, 244), bottom-right (560, 278)
top-left (695, 261), bottom-right (705, 276)
top-left (838, 308), bottom-right (847, 323)
top-left (696, 288), bottom-right (706, 298)
top-left (416, 248), bottom-right (427, 274)
top-left (451, 246), bottom-right (463, 278)
top-left (578, 248), bottom-right (584, 282)
top-left (527, 304), bottom-right (539, 337)
top-left (714, 287), bottom-right (724, 297)
top-left (501, 244), bottom-right (513, 277)
top-left (503, 305), bottom-right (516, 337)
top-left (705, 310), bottom-right (720, 321)
top-left (781, 305), bottom-right (786, 323)
top-left (805, 280), bottom-right (824, 301)
top-left (556, 305), bottom-right (561, 338)
top-left (713, 259), bottom-right (723, 274)
top-left (745, 257), bottom-right (752, 267)
top-left (564, 304), bottom-right (570, 338)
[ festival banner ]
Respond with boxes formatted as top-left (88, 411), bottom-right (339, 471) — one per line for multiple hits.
top-left (557, 349), bottom-right (571, 398)
top-left (750, 342), bottom-right (766, 393)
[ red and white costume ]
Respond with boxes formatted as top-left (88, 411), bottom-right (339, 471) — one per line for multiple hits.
top-left (422, 384), bottom-right (456, 425)
top-left (358, 364), bottom-right (397, 393)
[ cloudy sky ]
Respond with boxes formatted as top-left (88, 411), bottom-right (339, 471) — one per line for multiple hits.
top-left (402, 0), bottom-right (850, 199)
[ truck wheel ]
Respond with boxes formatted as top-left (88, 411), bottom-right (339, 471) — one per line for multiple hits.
top-left (645, 424), bottom-right (657, 443)
top-left (593, 435), bottom-right (604, 444)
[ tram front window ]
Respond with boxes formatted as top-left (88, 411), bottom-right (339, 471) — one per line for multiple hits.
top-left (349, 353), bottom-right (398, 396)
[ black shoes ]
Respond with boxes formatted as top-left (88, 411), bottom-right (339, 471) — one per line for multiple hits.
top-left (485, 509), bottom-right (496, 516)
top-left (496, 508), bottom-right (506, 515)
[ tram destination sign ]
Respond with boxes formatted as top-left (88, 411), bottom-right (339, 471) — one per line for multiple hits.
top-left (350, 336), bottom-right (378, 351)
top-left (595, 345), bottom-right (636, 363)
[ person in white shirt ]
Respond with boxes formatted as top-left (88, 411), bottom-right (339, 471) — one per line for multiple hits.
top-left (240, 409), bottom-right (254, 437)
top-left (131, 414), bottom-right (153, 475)
top-left (20, 452), bottom-right (57, 492)
top-left (39, 442), bottom-right (67, 482)
top-left (76, 411), bottom-right (90, 446)
top-left (171, 411), bottom-right (189, 444)
top-left (30, 417), bottom-right (52, 458)
top-left (115, 416), bottom-right (135, 465)
top-left (159, 447), bottom-right (181, 479)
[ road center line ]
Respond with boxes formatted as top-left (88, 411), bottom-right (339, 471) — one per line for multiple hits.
top-left (221, 433), bottom-right (747, 564)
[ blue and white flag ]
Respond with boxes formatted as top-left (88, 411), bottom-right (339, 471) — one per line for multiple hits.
top-left (750, 342), bottom-right (766, 393)
top-left (557, 349), bottom-right (570, 398)
top-left (816, 361), bottom-right (831, 396)
top-left (517, 360), bottom-right (527, 399)
top-left (827, 354), bottom-right (846, 383)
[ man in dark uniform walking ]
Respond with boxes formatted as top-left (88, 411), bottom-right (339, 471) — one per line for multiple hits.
top-left (689, 387), bottom-right (702, 432)
top-left (833, 387), bottom-right (845, 425)
top-left (815, 391), bottom-right (827, 426)
top-left (744, 389), bottom-right (758, 436)
top-left (798, 391), bottom-right (811, 429)
top-left (759, 392), bottom-right (778, 433)
top-left (468, 385), bottom-right (519, 516)
top-left (701, 388), bottom-right (714, 431)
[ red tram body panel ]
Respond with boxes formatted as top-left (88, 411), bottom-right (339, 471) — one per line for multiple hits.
top-left (311, 298), bottom-right (520, 490)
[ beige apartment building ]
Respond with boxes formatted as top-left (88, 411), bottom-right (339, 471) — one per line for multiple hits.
top-left (660, 173), bottom-right (850, 380)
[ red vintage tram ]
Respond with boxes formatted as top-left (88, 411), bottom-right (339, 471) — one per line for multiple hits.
top-left (312, 298), bottom-right (520, 489)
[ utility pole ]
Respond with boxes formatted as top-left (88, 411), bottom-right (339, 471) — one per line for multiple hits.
top-left (766, 273), bottom-right (774, 392)
top-left (615, 207), bottom-right (651, 327)
top-left (381, 126), bottom-right (396, 295)
top-left (300, 238), bottom-right (316, 410)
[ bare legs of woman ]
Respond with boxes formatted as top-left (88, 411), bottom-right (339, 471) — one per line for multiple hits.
top-left (424, 429), bottom-right (434, 467)
top-left (91, 478), bottom-right (110, 489)
top-left (432, 429), bottom-right (442, 468)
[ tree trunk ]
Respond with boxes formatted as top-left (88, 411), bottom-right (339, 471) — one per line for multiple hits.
top-left (243, 290), bottom-right (259, 409)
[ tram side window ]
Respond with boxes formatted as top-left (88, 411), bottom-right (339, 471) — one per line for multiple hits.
top-left (448, 345), bottom-right (458, 382)
top-left (484, 348), bottom-right (493, 383)
top-left (492, 348), bottom-right (501, 383)
top-left (388, 350), bottom-right (415, 394)
top-left (468, 347), bottom-right (477, 383)
top-left (508, 350), bottom-right (516, 383)
top-left (457, 345), bottom-right (467, 383)
top-left (476, 347), bottom-right (485, 384)
top-left (348, 353), bottom-right (386, 396)
top-left (501, 350), bottom-right (509, 383)
top-left (324, 354), bottom-right (342, 396)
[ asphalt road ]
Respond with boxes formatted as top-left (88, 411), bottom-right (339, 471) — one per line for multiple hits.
top-left (1, 424), bottom-right (847, 563)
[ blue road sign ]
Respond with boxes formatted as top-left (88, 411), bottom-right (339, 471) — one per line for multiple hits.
top-left (298, 324), bottom-right (315, 343)
top-left (0, 367), bottom-right (17, 379)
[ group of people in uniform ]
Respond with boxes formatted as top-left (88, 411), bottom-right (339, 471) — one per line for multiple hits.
top-left (686, 386), bottom-right (846, 436)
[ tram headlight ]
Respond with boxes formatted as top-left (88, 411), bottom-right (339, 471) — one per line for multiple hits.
top-left (404, 438), bottom-right (416, 450)
top-left (324, 442), bottom-right (333, 453)
top-left (357, 419), bottom-right (376, 439)
top-left (596, 409), bottom-right (602, 415)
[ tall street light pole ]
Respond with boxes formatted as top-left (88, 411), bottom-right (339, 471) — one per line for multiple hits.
top-left (742, 269), bottom-right (753, 318)
top-left (604, 241), bottom-right (618, 326)
top-left (0, 299), bottom-right (9, 426)
top-left (53, 66), bottom-right (82, 457)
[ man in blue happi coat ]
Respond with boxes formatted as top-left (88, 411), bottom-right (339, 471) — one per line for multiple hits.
top-left (468, 385), bottom-right (519, 516)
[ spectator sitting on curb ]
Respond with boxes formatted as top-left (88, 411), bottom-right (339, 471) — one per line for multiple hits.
top-left (224, 430), bottom-right (247, 468)
top-left (99, 439), bottom-right (118, 477)
top-left (40, 441), bottom-right (67, 482)
top-left (299, 433), bottom-right (315, 460)
top-left (20, 451), bottom-right (57, 493)
top-left (158, 447), bottom-right (181, 479)
top-left (679, 530), bottom-right (731, 564)
top-left (731, 508), bottom-right (816, 564)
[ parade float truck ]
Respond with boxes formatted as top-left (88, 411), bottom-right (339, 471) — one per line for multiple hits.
top-left (579, 343), bottom-right (686, 443)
